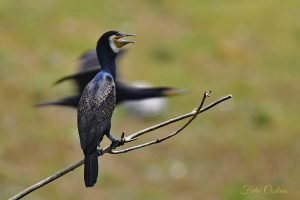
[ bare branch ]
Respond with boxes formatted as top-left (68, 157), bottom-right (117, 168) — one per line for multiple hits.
top-left (110, 91), bottom-right (211, 154)
top-left (124, 93), bottom-right (232, 141)
top-left (9, 93), bottom-right (232, 200)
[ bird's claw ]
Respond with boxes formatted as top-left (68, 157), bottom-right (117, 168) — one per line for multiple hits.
top-left (120, 132), bottom-right (126, 144)
top-left (110, 140), bottom-right (123, 149)
top-left (110, 132), bottom-right (126, 149)
top-left (97, 149), bottom-right (104, 156)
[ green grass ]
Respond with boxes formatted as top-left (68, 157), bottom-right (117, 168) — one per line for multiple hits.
top-left (0, 0), bottom-right (299, 199)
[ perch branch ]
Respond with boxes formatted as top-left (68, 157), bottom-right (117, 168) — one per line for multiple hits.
top-left (110, 91), bottom-right (211, 154)
top-left (124, 93), bottom-right (232, 140)
top-left (9, 92), bottom-right (232, 200)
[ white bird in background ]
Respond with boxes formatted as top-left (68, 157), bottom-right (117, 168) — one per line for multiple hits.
top-left (123, 81), bottom-right (168, 119)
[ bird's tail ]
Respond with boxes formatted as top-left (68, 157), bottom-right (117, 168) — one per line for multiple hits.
top-left (84, 151), bottom-right (99, 187)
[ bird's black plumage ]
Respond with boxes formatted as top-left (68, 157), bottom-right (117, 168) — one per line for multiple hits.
top-left (78, 31), bottom-right (133, 187)
top-left (35, 50), bottom-right (186, 108)
top-left (78, 72), bottom-right (116, 187)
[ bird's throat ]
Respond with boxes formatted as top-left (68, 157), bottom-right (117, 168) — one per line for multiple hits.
top-left (97, 53), bottom-right (117, 80)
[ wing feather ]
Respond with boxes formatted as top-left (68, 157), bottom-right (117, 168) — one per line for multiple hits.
top-left (77, 73), bottom-right (116, 153)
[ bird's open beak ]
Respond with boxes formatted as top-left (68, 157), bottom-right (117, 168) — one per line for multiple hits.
top-left (114, 33), bottom-right (136, 48)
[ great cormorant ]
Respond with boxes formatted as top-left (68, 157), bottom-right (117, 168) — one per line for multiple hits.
top-left (78, 31), bottom-right (134, 187)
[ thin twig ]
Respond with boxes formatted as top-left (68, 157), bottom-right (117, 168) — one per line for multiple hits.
top-left (111, 91), bottom-right (211, 154)
top-left (124, 93), bottom-right (232, 140)
top-left (9, 93), bottom-right (232, 200)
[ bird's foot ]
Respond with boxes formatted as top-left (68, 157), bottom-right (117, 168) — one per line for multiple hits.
top-left (97, 149), bottom-right (104, 156)
top-left (109, 132), bottom-right (126, 149)
top-left (107, 132), bottom-right (118, 143)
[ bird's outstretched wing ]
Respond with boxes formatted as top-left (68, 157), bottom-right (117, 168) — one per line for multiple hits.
top-left (78, 50), bottom-right (100, 72)
top-left (54, 66), bottom-right (100, 93)
top-left (116, 82), bottom-right (188, 103)
top-left (34, 96), bottom-right (80, 108)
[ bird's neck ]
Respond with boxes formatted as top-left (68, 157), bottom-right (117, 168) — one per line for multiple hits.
top-left (100, 59), bottom-right (117, 79)
top-left (97, 48), bottom-right (117, 80)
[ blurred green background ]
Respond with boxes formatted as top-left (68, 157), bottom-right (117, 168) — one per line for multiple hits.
top-left (1, 0), bottom-right (299, 199)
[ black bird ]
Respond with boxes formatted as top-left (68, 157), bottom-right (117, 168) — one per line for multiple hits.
top-left (78, 31), bottom-right (134, 187)
top-left (35, 50), bottom-right (185, 108)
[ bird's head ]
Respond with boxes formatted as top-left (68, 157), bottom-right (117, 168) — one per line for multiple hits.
top-left (97, 31), bottom-right (136, 54)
